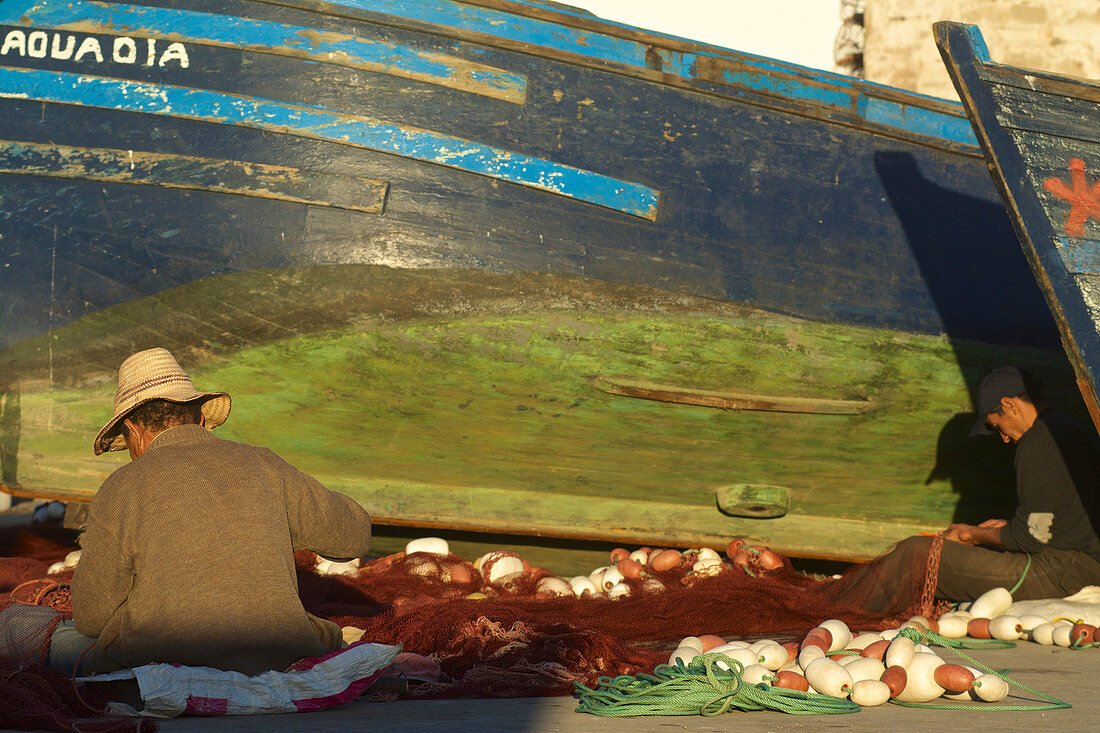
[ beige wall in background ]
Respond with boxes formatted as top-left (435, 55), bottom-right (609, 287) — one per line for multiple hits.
top-left (864, 0), bottom-right (1100, 100)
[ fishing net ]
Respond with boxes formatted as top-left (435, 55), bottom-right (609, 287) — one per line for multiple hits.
top-left (0, 528), bottom-right (152, 732)
top-left (0, 524), bottom-right (79, 563)
top-left (0, 525), bottom-right (943, 713)
top-left (299, 538), bottom-right (944, 699)
top-left (0, 651), bottom-right (154, 733)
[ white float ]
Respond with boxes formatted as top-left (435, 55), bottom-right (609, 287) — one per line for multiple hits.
top-left (844, 657), bottom-right (885, 683)
top-left (969, 587), bottom-right (1013, 619)
top-left (678, 636), bottom-right (705, 653)
top-left (972, 673), bottom-right (1009, 702)
top-left (988, 615), bottom-right (1023, 641)
top-left (884, 637), bottom-right (915, 669)
top-left (937, 615), bottom-right (969, 639)
top-left (849, 679), bottom-right (891, 707)
top-left (818, 619), bottom-right (852, 652)
top-left (1030, 622), bottom-right (1056, 645)
top-left (740, 664), bottom-right (772, 685)
top-left (568, 576), bottom-right (598, 597)
top-left (803, 657), bottom-right (852, 699)
top-left (536, 576), bottom-right (573, 596)
top-left (895, 653), bottom-right (945, 703)
top-left (669, 646), bottom-right (699, 666)
top-left (405, 537), bottom-right (449, 556)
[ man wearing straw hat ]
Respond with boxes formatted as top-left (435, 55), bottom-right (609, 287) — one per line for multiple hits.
top-left (46, 347), bottom-right (372, 676)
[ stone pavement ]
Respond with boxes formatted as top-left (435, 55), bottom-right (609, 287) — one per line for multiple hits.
top-left (154, 642), bottom-right (1097, 733)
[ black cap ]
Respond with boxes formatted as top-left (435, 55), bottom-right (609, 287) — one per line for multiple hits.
top-left (969, 366), bottom-right (1027, 437)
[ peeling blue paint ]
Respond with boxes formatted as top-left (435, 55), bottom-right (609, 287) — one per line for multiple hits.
top-left (0, 0), bottom-right (979, 145)
top-left (1055, 237), bottom-right (1100, 275)
top-left (857, 96), bottom-right (978, 147)
top-left (961, 23), bottom-right (993, 64)
top-left (0, 66), bottom-right (659, 219)
top-left (324, 0), bottom-right (978, 145)
top-left (699, 63), bottom-right (853, 110)
top-left (329, 0), bottom-right (649, 67)
top-left (0, 0), bottom-right (527, 103)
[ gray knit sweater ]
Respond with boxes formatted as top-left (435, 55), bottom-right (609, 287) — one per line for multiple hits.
top-left (71, 424), bottom-right (371, 675)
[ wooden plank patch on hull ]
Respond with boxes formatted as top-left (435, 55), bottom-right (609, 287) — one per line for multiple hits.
top-left (715, 484), bottom-right (790, 519)
top-left (593, 376), bottom-right (872, 415)
top-left (0, 139), bottom-right (388, 212)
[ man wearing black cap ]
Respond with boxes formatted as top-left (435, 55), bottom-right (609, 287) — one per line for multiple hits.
top-left (931, 366), bottom-right (1100, 601)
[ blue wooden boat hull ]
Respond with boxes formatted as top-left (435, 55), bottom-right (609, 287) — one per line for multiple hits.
top-left (0, 2), bottom-right (1081, 558)
top-left (0, 0), bottom-right (1058, 349)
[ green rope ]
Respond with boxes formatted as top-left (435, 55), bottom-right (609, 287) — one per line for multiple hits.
top-left (921, 633), bottom-right (1016, 650)
top-left (892, 627), bottom-right (1071, 711)
top-left (574, 653), bottom-right (860, 717)
top-left (1008, 554), bottom-right (1031, 594)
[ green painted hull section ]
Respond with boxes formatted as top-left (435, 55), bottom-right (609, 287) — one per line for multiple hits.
top-left (0, 266), bottom-right (1082, 559)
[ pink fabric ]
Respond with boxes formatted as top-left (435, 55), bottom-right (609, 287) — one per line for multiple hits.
top-left (289, 639), bottom-right (374, 672)
top-left (290, 668), bottom-right (386, 712)
top-left (185, 695), bottom-right (228, 715)
top-left (394, 652), bottom-right (441, 681)
top-left (288, 640), bottom-right (392, 711)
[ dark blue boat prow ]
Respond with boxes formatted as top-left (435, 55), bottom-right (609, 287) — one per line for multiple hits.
top-left (937, 21), bottom-right (1100, 432)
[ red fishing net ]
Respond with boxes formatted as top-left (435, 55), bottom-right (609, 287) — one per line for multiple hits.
top-left (0, 526), bottom-right (943, 717)
top-left (0, 654), bottom-right (153, 733)
top-left (296, 538), bottom-right (944, 698)
top-left (0, 528), bottom-right (153, 732)
top-left (0, 525), bottom-right (80, 562)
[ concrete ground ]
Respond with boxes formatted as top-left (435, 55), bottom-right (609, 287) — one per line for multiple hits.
top-left (151, 642), bottom-right (1096, 733)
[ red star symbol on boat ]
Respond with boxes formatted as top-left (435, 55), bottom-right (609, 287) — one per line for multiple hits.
top-left (1043, 158), bottom-right (1100, 237)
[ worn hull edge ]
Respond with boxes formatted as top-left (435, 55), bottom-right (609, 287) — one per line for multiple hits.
top-left (0, 0), bottom-right (981, 150)
top-left (0, 0), bottom-right (530, 103)
top-left (0, 478), bottom-right (940, 562)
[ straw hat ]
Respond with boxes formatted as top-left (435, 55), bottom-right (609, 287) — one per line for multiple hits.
top-left (93, 347), bottom-right (231, 455)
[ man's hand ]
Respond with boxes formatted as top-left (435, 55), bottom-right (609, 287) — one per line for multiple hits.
top-left (943, 522), bottom-right (1005, 547)
top-left (943, 523), bottom-right (974, 543)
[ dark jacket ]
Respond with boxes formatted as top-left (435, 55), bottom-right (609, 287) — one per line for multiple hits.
top-left (1000, 408), bottom-right (1100, 562)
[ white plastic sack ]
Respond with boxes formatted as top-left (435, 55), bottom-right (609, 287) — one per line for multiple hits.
top-left (79, 640), bottom-right (401, 718)
top-left (1007, 585), bottom-right (1100, 626)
